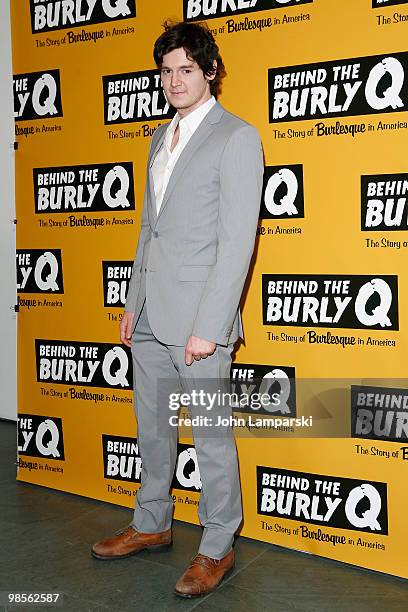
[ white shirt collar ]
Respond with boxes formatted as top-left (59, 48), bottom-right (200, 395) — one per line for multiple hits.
top-left (165, 95), bottom-right (216, 147)
top-left (179, 95), bottom-right (216, 133)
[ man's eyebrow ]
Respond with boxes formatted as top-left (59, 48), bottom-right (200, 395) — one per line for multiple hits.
top-left (160, 64), bottom-right (195, 70)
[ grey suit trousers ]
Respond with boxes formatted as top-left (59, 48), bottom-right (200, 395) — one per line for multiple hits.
top-left (130, 299), bottom-right (242, 560)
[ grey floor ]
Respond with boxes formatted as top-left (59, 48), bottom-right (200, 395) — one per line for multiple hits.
top-left (1, 419), bottom-right (407, 612)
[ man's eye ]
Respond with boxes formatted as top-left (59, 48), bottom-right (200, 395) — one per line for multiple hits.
top-left (183, 70), bottom-right (191, 74)
top-left (161, 69), bottom-right (170, 75)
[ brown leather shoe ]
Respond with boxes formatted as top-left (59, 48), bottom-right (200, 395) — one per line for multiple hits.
top-left (91, 525), bottom-right (172, 560)
top-left (174, 550), bottom-right (235, 598)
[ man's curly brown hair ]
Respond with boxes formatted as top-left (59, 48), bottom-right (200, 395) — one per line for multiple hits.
top-left (153, 21), bottom-right (226, 98)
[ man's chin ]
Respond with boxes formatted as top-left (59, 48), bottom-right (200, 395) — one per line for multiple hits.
top-left (169, 98), bottom-right (189, 108)
top-left (168, 94), bottom-right (191, 108)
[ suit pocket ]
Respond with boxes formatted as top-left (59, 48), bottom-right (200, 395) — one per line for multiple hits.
top-left (177, 265), bottom-right (213, 282)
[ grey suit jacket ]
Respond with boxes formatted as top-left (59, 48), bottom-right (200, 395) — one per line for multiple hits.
top-left (124, 101), bottom-right (264, 346)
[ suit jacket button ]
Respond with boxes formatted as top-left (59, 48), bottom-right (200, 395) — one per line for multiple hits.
top-left (153, 231), bottom-right (158, 237)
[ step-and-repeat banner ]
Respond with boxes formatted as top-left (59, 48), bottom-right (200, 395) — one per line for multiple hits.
top-left (11, 0), bottom-right (407, 579)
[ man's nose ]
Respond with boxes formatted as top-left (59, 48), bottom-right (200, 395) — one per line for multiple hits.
top-left (171, 71), bottom-right (181, 87)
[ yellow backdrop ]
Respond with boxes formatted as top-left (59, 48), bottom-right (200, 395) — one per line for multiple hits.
top-left (12, 0), bottom-right (408, 579)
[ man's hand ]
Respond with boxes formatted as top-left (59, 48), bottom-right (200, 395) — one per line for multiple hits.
top-left (120, 311), bottom-right (135, 348)
top-left (185, 335), bottom-right (216, 366)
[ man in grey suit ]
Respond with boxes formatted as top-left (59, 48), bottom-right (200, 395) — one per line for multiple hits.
top-left (92, 21), bottom-right (263, 597)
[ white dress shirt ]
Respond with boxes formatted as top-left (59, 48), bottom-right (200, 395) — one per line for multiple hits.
top-left (152, 95), bottom-right (216, 215)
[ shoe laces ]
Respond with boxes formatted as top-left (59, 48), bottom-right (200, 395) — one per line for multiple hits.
top-left (190, 554), bottom-right (220, 570)
top-left (114, 524), bottom-right (138, 538)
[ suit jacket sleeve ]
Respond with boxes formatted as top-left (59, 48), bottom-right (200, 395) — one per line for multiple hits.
top-left (124, 130), bottom-right (159, 313)
top-left (191, 124), bottom-right (264, 345)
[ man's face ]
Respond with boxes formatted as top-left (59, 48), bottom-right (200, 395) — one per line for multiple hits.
top-left (160, 47), bottom-right (215, 115)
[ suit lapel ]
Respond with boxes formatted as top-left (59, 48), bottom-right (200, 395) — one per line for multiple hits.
top-left (154, 101), bottom-right (225, 224)
top-left (147, 125), bottom-right (167, 225)
top-left (147, 166), bottom-right (157, 225)
top-left (149, 125), bottom-right (167, 168)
